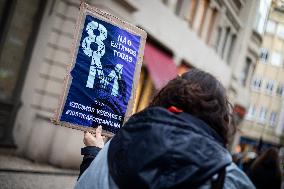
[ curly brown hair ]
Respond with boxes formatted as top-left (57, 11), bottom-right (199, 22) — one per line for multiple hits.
top-left (150, 69), bottom-right (233, 145)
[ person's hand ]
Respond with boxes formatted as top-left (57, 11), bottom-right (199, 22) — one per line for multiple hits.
top-left (83, 126), bottom-right (104, 148)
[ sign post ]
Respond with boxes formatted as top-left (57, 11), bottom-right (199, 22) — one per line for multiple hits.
top-left (52, 2), bottom-right (147, 136)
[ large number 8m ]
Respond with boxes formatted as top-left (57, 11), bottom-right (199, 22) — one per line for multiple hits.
top-left (81, 20), bottom-right (123, 97)
top-left (82, 21), bottom-right (107, 88)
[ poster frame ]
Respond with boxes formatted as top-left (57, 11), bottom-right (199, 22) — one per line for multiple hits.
top-left (51, 2), bottom-right (147, 137)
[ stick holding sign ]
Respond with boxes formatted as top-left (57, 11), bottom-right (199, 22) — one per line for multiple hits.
top-left (51, 2), bottom-right (147, 136)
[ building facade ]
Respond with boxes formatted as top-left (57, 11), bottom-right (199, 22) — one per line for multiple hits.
top-left (0, 0), bottom-right (262, 168)
top-left (241, 0), bottom-right (284, 148)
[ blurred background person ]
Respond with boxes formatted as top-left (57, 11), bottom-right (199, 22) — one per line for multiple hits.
top-left (248, 148), bottom-right (282, 189)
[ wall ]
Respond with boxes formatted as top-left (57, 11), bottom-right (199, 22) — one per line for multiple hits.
top-left (13, 0), bottom-right (83, 168)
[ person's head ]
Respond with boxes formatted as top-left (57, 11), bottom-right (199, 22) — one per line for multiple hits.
top-left (249, 147), bottom-right (282, 189)
top-left (252, 148), bottom-right (280, 168)
top-left (150, 69), bottom-right (233, 145)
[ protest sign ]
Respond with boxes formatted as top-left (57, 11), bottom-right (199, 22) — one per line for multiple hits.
top-left (52, 2), bottom-right (147, 136)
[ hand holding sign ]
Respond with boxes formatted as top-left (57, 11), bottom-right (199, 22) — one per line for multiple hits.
top-left (83, 126), bottom-right (104, 148)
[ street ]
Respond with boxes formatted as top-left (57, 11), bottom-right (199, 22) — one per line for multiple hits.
top-left (0, 171), bottom-right (76, 189)
top-left (0, 153), bottom-right (78, 189)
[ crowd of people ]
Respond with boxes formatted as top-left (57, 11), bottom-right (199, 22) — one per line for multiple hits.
top-left (233, 146), bottom-right (283, 189)
top-left (74, 69), bottom-right (283, 189)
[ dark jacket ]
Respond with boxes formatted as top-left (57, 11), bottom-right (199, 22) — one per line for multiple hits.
top-left (79, 146), bottom-right (101, 179)
top-left (77, 107), bottom-right (255, 189)
top-left (248, 150), bottom-right (282, 189)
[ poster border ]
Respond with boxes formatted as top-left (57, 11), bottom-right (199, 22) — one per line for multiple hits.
top-left (51, 2), bottom-right (147, 137)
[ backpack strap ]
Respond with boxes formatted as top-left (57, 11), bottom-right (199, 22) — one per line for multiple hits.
top-left (211, 167), bottom-right (226, 189)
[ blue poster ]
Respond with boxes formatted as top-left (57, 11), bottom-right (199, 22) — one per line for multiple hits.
top-left (60, 14), bottom-right (141, 134)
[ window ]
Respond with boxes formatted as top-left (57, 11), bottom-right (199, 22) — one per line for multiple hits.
top-left (269, 111), bottom-right (277, 126)
top-left (0, 0), bottom-right (42, 144)
top-left (266, 20), bottom-right (276, 34)
top-left (162, 0), bottom-right (179, 12)
top-left (245, 104), bottom-right (257, 120)
top-left (215, 26), bottom-right (222, 51)
top-left (276, 83), bottom-right (284, 96)
top-left (276, 24), bottom-right (284, 39)
top-left (259, 48), bottom-right (269, 63)
top-left (0, 0), bottom-right (41, 101)
top-left (258, 107), bottom-right (267, 123)
top-left (251, 77), bottom-right (262, 90)
top-left (221, 27), bottom-right (230, 59)
top-left (227, 34), bottom-right (236, 63)
top-left (265, 80), bottom-right (274, 94)
top-left (174, 0), bottom-right (184, 16)
top-left (241, 57), bottom-right (252, 86)
top-left (271, 52), bottom-right (282, 67)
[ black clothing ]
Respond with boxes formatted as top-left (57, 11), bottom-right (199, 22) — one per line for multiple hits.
top-left (108, 107), bottom-right (232, 189)
top-left (248, 158), bottom-right (282, 189)
top-left (78, 146), bottom-right (101, 179)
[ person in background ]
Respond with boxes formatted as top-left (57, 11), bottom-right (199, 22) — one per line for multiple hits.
top-left (232, 144), bottom-right (244, 169)
top-left (242, 146), bottom-right (258, 174)
top-left (248, 148), bottom-right (282, 189)
top-left (75, 69), bottom-right (255, 189)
